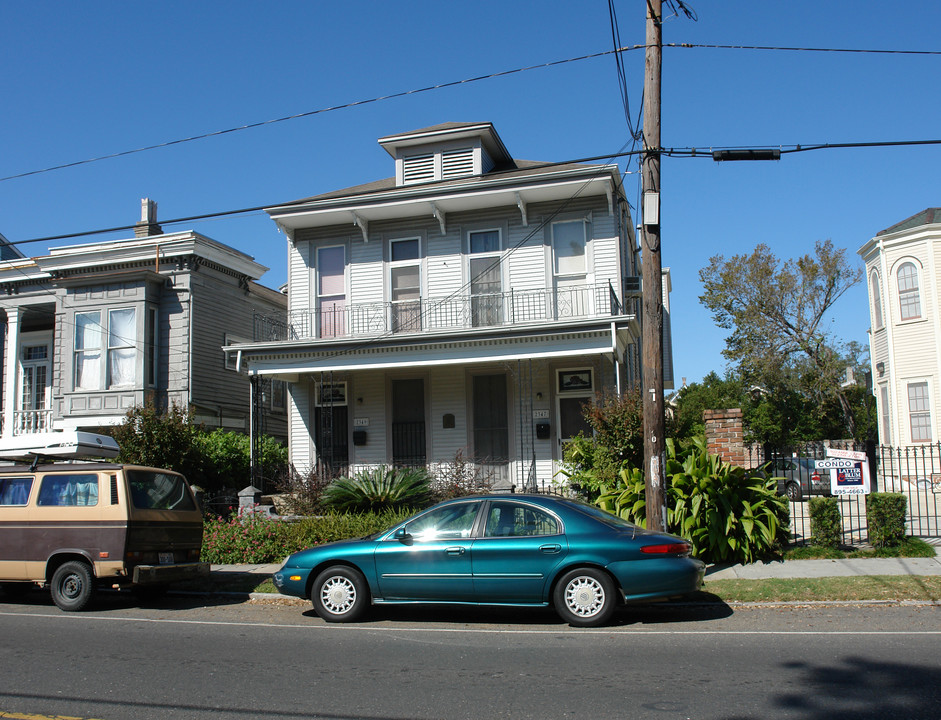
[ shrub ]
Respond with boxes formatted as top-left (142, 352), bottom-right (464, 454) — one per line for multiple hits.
top-left (200, 508), bottom-right (415, 563)
top-left (867, 493), bottom-right (908, 548)
top-left (272, 465), bottom-right (334, 516)
top-left (428, 449), bottom-right (495, 501)
top-left (321, 466), bottom-right (433, 512)
top-left (808, 496), bottom-right (842, 547)
top-left (597, 437), bottom-right (790, 565)
top-left (196, 429), bottom-right (288, 492)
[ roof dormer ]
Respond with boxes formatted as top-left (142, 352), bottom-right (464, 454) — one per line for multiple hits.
top-left (378, 122), bottom-right (515, 187)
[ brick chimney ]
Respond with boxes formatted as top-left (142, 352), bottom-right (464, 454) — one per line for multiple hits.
top-left (134, 198), bottom-right (163, 238)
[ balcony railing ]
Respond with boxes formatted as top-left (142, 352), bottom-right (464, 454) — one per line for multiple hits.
top-left (255, 283), bottom-right (632, 342)
top-left (12, 409), bottom-right (53, 435)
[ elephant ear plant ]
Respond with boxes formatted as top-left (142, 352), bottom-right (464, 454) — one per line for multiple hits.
top-left (598, 438), bottom-right (790, 565)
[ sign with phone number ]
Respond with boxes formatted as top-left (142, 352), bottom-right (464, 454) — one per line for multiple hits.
top-left (822, 450), bottom-right (871, 495)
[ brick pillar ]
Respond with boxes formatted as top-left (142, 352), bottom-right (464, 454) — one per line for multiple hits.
top-left (704, 408), bottom-right (744, 467)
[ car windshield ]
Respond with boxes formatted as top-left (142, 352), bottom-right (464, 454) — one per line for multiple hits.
top-left (127, 470), bottom-right (196, 511)
top-left (563, 498), bottom-right (637, 529)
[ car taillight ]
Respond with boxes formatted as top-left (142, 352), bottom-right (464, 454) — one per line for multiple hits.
top-left (641, 543), bottom-right (690, 555)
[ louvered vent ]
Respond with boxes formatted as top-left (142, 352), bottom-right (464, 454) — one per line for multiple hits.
top-left (110, 475), bottom-right (119, 505)
top-left (442, 148), bottom-right (475, 179)
top-left (402, 154), bottom-right (435, 184)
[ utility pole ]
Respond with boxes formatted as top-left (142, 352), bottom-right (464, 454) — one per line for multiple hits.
top-left (641, 0), bottom-right (665, 531)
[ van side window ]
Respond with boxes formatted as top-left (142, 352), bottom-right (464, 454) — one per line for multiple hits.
top-left (37, 474), bottom-right (99, 507)
top-left (0, 477), bottom-right (33, 505)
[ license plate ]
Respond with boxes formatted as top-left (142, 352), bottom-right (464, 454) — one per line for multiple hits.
top-left (158, 552), bottom-right (175, 565)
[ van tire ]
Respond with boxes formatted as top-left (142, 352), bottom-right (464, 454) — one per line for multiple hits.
top-left (51, 561), bottom-right (96, 612)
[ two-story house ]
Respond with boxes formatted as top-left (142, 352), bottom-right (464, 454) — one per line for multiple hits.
top-left (0, 200), bottom-right (288, 452)
top-left (234, 122), bottom-right (665, 489)
top-left (860, 208), bottom-right (941, 446)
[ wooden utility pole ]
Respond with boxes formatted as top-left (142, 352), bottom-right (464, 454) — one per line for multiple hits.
top-left (641, 0), bottom-right (665, 531)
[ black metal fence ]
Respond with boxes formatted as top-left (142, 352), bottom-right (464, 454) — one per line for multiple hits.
top-left (754, 442), bottom-right (941, 545)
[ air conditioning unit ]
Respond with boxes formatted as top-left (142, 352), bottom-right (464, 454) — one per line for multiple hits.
top-left (623, 276), bottom-right (642, 296)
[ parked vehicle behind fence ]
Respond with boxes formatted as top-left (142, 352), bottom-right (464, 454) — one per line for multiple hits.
top-left (0, 462), bottom-right (208, 610)
top-left (760, 457), bottom-right (831, 501)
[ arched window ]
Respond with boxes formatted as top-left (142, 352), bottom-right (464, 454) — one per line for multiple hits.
top-left (870, 270), bottom-right (883, 330)
top-left (897, 262), bottom-right (922, 321)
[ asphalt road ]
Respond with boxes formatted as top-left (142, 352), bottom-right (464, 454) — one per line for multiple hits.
top-left (1, 592), bottom-right (939, 720)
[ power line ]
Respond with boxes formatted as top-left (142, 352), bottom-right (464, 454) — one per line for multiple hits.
top-left (3, 41), bottom-right (935, 185)
top-left (0, 46), bottom-right (647, 184)
top-left (669, 43), bottom-right (941, 56)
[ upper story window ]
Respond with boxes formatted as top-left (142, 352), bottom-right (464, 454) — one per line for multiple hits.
top-left (390, 238), bottom-right (422, 333)
top-left (897, 261), bottom-right (922, 321)
top-left (869, 270), bottom-right (884, 330)
top-left (552, 220), bottom-right (588, 279)
top-left (318, 245), bottom-right (346, 338)
top-left (74, 308), bottom-right (137, 391)
top-left (468, 229), bottom-right (503, 327)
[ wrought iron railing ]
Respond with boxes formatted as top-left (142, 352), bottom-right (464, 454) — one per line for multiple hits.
top-left (254, 283), bottom-right (631, 342)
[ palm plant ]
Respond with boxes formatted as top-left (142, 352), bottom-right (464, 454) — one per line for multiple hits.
top-left (321, 466), bottom-right (432, 512)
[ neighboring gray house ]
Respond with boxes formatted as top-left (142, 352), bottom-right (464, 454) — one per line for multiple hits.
top-left (0, 200), bottom-right (287, 446)
top-left (234, 122), bottom-right (668, 489)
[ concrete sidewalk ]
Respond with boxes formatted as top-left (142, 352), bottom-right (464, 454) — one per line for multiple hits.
top-left (212, 548), bottom-right (941, 586)
top-left (707, 554), bottom-right (941, 581)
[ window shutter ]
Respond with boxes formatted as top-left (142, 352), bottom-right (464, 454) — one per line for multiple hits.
top-left (403, 155), bottom-right (435, 184)
top-left (442, 149), bottom-right (474, 179)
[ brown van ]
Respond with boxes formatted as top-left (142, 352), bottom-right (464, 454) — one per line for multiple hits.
top-left (0, 463), bottom-right (208, 610)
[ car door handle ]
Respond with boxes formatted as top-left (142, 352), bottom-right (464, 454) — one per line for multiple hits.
top-left (539, 544), bottom-right (562, 554)
top-left (445, 547), bottom-right (466, 556)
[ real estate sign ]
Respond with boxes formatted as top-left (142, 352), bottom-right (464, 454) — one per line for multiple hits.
top-left (818, 448), bottom-right (871, 496)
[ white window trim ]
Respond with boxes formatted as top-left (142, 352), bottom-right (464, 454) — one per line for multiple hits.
top-left (315, 381), bottom-right (348, 407)
top-left (73, 306), bottom-right (139, 391)
top-left (905, 379), bottom-right (933, 444)
top-left (869, 270), bottom-right (884, 331)
top-left (224, 334), bottom-right (250, 372)
top-left (895, 259), bottom-right (924, 324)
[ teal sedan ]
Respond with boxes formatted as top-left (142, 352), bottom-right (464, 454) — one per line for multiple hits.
top-left (273, 494), bottom-right (705, 627)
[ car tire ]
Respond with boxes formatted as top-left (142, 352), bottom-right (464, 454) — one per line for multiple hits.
top-left (50, 561), bottom-right (96, 612)
top-left (785, 482), bottom-right (802, 502)
top-left (553, 567), bottom-right (618, 627)
top-left (312, 566), bottom-right (370, 623)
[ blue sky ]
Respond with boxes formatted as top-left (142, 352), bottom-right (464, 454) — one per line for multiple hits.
top-left (2, 1), bottom-right (939, 385)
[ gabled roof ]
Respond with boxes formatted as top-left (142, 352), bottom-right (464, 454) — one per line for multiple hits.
top-left (877, 208), bottom-right (941, 236)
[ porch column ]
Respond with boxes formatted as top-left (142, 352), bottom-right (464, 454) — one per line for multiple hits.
top-left (3, 307), bottom-right (20, 438)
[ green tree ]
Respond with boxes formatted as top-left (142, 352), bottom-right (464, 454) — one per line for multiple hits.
top-left (669, 371), bottom-right (747, 439)
top-left (110, 405), bottom-right (205, 484)
top-left (699, 240), bottom-right (866, 440)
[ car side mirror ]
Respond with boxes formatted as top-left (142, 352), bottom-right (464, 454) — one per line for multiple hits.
top-left (394, 527), bottom-right (412, 544)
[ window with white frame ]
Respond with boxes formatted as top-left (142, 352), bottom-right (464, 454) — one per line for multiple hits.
top-left (74, 308), bottom-right (137, 390)
top-left (317, 245), bottom-right (346, 338)
top-left (907, 381), bottom-right (931, 443)
top-left (390, 238), bottom-right (421, 333)
top-left (870, 270), bottom-right (884, 330)
top-left (271, 379), bottom-right (286, 411)
top-left (897, 262), bottom-right (922, 321)
top-left (879, 384), bottom-right (890, 443)
top-left (551, 219), bottom-right (590, 317)
top-left (224, 334), bottom-right (250, 372)
top-left (468, 229), bottom-right (502, 327)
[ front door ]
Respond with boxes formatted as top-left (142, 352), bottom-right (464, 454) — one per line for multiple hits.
top-left (391, 378), bottom-right (425, 465)
top-left (473, 374), bottom-right (509, 486)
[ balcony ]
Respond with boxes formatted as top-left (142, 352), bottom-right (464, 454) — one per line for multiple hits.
top-left (255, 283), bottom-right (631, 342)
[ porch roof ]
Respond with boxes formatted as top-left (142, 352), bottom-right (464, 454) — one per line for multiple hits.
top-left (233, 322), bottom-right (633, 379)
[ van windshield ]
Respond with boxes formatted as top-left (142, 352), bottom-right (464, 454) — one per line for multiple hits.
top-left (127, 470), bottom-right (196, 511)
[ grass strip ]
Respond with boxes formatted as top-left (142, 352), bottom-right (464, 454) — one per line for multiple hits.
top-left (700, 575), bottom-right (941, 604)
